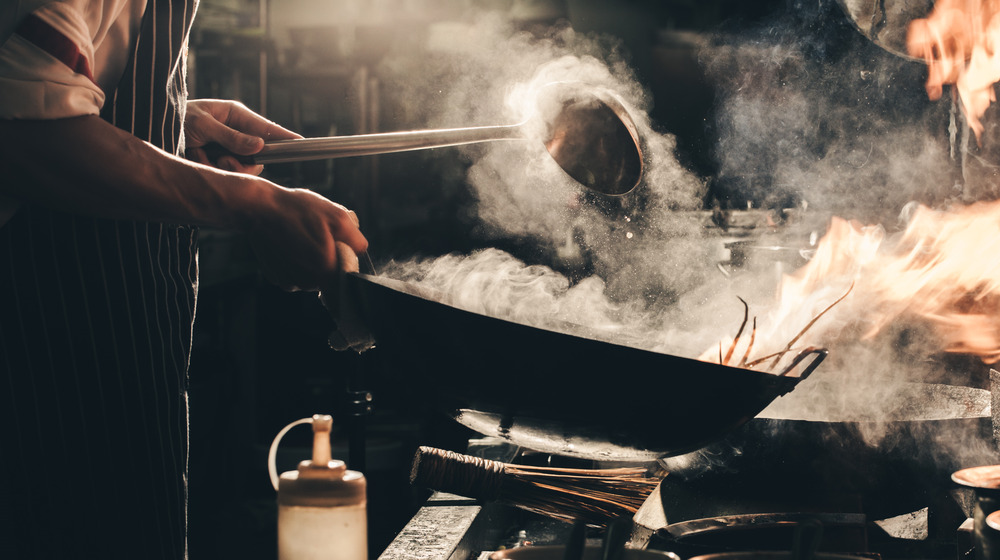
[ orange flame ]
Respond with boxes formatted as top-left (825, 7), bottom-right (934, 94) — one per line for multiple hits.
top-left (907, 0), bottom-right (1000, 140)
top-left (707, 202), bottom-right (1000, 368)
top-left (783, 202), bottom-right (1000, 364)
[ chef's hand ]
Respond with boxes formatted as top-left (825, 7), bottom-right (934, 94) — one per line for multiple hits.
top-left (319, 273), bottom-right (375, 353)
top-left (184, 99), bottom-right (301, 175)
top-left (243, 185), bottom-right (366, 292)
top-left (317, 239), bottom-right (374, 353)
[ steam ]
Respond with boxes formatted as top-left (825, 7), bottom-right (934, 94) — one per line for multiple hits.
top-left (377, 10), bottom-right (736, 351)
top-left (379, 247), bottom-right (745, 359)
top-left (380, 14), bottom-right (708, 282)
top-left (372, 5), bottom-right (999, 467)
top-left (686, 7), bottom-right (998, 455)
top-left (703, 21), bottom-right (960, 220)
top-left (380, 249), bottom-right (637, 335)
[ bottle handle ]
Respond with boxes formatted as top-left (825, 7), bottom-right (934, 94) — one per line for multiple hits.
top-left (267, 417), bottom-right (314, 491)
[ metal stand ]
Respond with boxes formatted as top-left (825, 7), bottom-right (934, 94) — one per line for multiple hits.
top-left (346, 352), bottom-right (373, 472)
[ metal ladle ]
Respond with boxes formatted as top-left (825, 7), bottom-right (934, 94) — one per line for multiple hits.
top-left (216, 84), bottom-right (643, 196)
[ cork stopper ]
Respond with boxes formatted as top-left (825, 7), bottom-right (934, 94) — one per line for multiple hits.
top-left (297, 414), bottom-right (341, 478)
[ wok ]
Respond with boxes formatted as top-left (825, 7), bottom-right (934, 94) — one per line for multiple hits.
top-left (648, 382), bottom-right (999, 530)
top-left (341, 272), bottom-right (827, 462)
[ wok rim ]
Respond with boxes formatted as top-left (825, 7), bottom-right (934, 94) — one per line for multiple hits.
top-left (350, 272), bottom-right (819, 382)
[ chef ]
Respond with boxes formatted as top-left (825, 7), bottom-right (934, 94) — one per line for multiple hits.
top-left (0, 1), bottom-right (366, 558)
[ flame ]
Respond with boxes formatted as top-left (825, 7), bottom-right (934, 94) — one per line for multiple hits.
top-left (907, 0), bottom-right (1000, 139)
top-left (776, 202), bottom-right (1000, 364)
top-left (703, 2), bottom-right (1000, 371)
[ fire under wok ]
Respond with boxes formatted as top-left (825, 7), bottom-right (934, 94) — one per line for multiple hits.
top-left (341, 272), bottom-right (828, 462)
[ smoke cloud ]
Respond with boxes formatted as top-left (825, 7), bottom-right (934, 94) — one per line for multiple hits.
top-left (371, 3), bottom-right (999, 464)
top-left (376, 10), bottom-right (762, 343)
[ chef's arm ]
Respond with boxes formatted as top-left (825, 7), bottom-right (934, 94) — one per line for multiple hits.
top-left (0, 115), bottom-right (367, 291)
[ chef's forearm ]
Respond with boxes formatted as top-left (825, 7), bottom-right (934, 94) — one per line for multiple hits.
top-left (0, 115), bottom-right (269, 230)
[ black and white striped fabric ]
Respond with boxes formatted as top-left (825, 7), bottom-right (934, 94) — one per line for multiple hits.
top-left (0, 1), bottom-right (199, 558)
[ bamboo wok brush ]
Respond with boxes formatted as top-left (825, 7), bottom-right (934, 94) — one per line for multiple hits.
top-left (410, 446), bottom-right (662, 527)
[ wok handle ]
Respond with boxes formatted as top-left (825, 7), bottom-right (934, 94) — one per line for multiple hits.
top-left (775, 347), bottom-right (828, 380)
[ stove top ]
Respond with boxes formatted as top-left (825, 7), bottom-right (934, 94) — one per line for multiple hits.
top-left (378, 360), bottom-right (1000, 560)
top-left (380, 433), bottom-right (995, 560)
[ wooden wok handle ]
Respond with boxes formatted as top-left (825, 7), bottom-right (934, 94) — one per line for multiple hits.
top-left (775, 347), bottom-right (828, 379)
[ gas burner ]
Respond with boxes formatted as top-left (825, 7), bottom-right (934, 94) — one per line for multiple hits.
top-left (382, 365), bottom-right (1000, 560)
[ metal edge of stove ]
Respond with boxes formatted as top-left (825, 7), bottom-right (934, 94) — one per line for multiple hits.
top-left (377, 492), bottom-right (519, 560)
top-left (378, 438), bottom-right (528, 560)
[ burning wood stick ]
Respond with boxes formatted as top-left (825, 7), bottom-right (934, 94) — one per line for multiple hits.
top-left (713, 283), bottom-right (852, 372)
top-left (738, 317), bottom-right (757, 368)
top-left (722, 297), bottom-right (750, 366)
top-left (409, 446), bottom-right (662, 527)
top-left (765, 281), bottom-right (854, 370)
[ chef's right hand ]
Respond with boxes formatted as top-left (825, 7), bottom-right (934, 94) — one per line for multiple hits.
top-left (242, 185), bottom-right (367, 292)
top-left (184, 99), bottom-right (302, 175)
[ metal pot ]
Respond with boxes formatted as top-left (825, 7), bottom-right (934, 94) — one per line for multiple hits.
top-left (657, 513), bottom-right (867, 559)
top-left (341, 272), bottom-right (827, 462)
top-left (835, 0), bottom-right (934, 60)
top-left (954, 465), bottom-right (1000, 560)
top-left (717, 240), bottom-right (813, 277)
top-left (687, 553), bottom-right (870, 560)
top-left (490, 546), bottom-right (680, 560)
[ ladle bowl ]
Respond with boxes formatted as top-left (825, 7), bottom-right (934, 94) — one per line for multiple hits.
top-left (216, 83), bottom-right (644, 196)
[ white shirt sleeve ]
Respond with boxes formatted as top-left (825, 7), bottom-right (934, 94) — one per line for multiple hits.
top-left (0, 2), bottom-right (108, 119)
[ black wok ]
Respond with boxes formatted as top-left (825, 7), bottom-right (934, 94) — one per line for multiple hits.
top-left (342, 272), bottom-right (827, 462)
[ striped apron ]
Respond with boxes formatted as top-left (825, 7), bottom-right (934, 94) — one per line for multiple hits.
top-left (0, 1), bottom-right (199, 558)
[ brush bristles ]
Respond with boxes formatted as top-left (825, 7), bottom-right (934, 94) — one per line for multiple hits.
top-left (501, 464), bottom-right (659, 525)
top-left (410, 446), bottom-right (661, 526)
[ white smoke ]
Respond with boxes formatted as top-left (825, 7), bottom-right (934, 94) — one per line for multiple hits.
top-left (374, 10), bottom-right (743, 353)
top-left (701, 12), bottom-right (960, 219)
top-left (369, 5), bottom-right (999, 464)
top-left (379, 13), bottom-right (710, 290)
